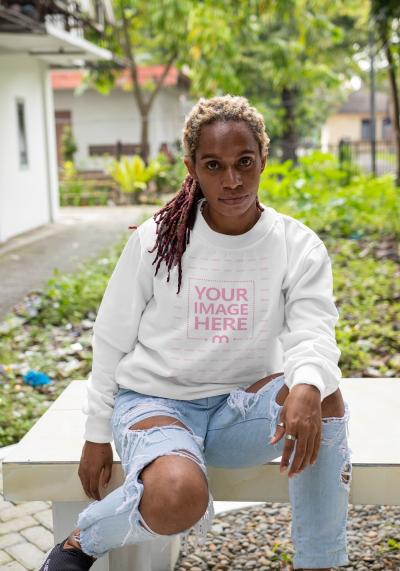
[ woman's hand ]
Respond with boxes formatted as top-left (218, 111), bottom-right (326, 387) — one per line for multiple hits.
top-left (270, 384), bottom-right (321, 477)
top-left (78, 441), bottom-right (113, 500)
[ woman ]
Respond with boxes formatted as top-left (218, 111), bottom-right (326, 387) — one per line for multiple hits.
top-left (40, 95), bottom-right (352, 571)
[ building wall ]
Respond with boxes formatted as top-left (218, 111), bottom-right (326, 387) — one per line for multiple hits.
top-left (322, 111), bottom-right (388, 146)
top-left (53, 86), bottom-right (185, 169)
top-left (0, 55), bottom-right (58, 243)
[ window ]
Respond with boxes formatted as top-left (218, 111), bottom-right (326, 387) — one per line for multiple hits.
top-left (16, 99), bottom-right (28, 167)
top-left (382, 117), bottom-right (392, 140)
top-left (361, 118), bottom-right (378, 140)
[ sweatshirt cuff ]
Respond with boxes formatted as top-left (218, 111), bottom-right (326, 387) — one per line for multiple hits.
top-left (289, 364), bottom-right (326, 401)
top-left (84, 415), bottom-right (113, 444)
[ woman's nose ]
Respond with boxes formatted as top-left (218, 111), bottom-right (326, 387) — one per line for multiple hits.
top-left (222, 167), bottom-right (242, 189)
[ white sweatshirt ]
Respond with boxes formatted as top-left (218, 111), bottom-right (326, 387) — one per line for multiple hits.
top-left (83, 197), bottom-right (342, 443)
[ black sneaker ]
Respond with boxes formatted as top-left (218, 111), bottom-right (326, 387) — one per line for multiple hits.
top-left (39, 536), bottom-right (95, 570)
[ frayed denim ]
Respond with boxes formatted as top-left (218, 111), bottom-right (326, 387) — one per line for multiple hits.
top-left (78, 375), bottom-right (351, 568)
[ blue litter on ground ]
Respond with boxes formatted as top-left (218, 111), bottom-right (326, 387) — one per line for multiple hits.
top-left (23, 370), bottom-right (52, 387)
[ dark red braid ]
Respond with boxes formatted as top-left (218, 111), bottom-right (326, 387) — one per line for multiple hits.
top-left (148, 174), bottom-right (203, 294)
top-left (141, 174), bottom-right (264, 295)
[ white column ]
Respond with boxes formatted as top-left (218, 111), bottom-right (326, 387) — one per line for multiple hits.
top-left (40, 60), bottom-right (60, 223)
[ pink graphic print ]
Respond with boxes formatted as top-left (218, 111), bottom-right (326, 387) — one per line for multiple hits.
top-left (187, 278), bottom-right (255, 343)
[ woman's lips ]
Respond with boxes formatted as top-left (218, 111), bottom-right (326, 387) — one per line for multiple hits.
top-left (218, 195), bottom-right (248, 205)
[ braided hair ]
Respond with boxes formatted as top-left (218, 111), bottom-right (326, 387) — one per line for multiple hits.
top-left (147, 94), bottom-right (270, 294)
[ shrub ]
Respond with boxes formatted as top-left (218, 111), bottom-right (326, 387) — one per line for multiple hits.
top-left (60, 126), bottom-right (78, 162)
top-left (259, 151), bottom-right (399, 239)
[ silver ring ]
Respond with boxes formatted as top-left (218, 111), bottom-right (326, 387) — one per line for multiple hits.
top-left (285, 434), bottom-right (297, 441)
top-left (277, 422), bottom-right (285, 428)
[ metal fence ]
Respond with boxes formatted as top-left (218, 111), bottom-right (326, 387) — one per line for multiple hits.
top-left (327, 140), bottom-right (397, 176)
top-left (269, 139), bottom-right (397, 177)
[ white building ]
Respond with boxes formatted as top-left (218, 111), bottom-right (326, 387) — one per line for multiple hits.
top-left (0, 0), bottom-right (114, 243)
top-left (51, 66), bottom-right (192, 170)
top-left (321, 89), bottom-right (393, 148)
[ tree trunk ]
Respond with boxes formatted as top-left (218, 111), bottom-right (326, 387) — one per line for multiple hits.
top-left (118, 3), bottom-right (177, 166)
top-left (281, 87), bottom-right (299, 163)
top-left (384, 43), bottom-right (400, 186)
top-left (140, 112), bottom-right (150, 164)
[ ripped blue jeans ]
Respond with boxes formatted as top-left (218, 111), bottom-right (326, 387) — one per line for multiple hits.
top-left (78, 374), bottom-right (352, 569)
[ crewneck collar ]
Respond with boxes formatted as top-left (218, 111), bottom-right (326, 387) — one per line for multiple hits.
top-left (193, 197), bottom-right (276, 249)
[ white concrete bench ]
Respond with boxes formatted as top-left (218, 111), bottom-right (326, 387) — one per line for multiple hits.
top-left (3, 379), bottom-right (400, 570)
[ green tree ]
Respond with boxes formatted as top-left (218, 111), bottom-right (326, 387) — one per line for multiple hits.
top-left (371, 0), bottom-right (400, 185)
top-left (235, 0), bottom-right (370, 161)
top-left (83, 0), bottom-right (252, 163)
top-left (85, 0), bottom-right (371, 166)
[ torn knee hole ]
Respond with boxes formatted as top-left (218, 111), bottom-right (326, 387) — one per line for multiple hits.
top-left (172, 448), bottom-right (203, 464)
top-left (165, 450), bottom-right (208, 481)
top-left (340, 460), bottom-right (352, 489)
top-left (129, 416), bottom-right (189, 432)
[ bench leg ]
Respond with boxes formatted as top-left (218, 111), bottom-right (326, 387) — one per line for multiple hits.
top-left (149, 535), bottom-right (182, 571)
top-left (52, 501), bottom-right (181, 571)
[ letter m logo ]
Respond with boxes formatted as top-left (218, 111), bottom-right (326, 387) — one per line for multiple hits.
top-left (212, 335), bottom-right (229, 343)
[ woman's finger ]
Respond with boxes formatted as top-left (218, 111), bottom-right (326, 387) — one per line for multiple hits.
top-left (78, 466), bottom-right (90, 499)
top-left (310, 428), bottom-right (321, 465)
top-left (270, 423), bottom-right (286, 444)
top-left (298, 431), bottom-right (316, 472)
top-left (287, 430), bottom-right (308, 477)
top-left (89, 470), bottom-right (101, 501)
top-left (280, 433), bottom-right (296, 473)
top-left (101, 463), bottom-right (112, 489)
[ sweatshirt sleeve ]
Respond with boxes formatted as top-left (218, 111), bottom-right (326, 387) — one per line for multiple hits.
top-left (83, 229), bottom-right (154, 443)
top-left (279, 240), bottom-right (342, 401)
top-left (83, 333), bottom-right (125, 443)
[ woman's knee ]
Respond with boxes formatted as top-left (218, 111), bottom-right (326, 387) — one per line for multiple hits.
top-left (141, 454), bottom-right (208, 503)
top-left (139, 455), bottom-right (209, 533)
top-left (128, 414), bottom-right (209, 531)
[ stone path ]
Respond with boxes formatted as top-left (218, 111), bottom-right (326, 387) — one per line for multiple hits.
top-left (0, 463), bottom-right (53, 570)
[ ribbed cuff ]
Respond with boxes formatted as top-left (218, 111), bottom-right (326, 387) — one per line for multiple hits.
top-left (289, 364), bottom-right (326, 401)
top-left (84, 415), bottom-right (113, 443)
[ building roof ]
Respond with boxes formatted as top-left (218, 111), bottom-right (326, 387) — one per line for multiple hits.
top-left (338, 88), bottom-right (391, 115)
top-left (0, 21), bottom-right (113, 66)
top-left (52, 65), bottom-right (181, 90)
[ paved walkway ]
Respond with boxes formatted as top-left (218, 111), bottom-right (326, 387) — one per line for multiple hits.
top-left (0, 459), bottom-right (53, 569)
top-left (0, 205), bottom-right (158, 321)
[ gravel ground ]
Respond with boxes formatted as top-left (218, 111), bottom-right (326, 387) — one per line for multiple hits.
top-left (175, 503), bottom-right (400, 570)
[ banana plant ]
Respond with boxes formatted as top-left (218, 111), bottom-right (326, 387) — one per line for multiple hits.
top-left (107, 155), bottom-right (152, 202)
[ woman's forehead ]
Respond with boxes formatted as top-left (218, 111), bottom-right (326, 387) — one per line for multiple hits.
top-left (196, 120), bottom-right (258, 158)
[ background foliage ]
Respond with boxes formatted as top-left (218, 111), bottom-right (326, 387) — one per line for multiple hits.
top-left (0, 160), bottom-right (398, 446)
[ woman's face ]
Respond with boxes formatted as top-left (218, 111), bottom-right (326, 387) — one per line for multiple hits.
top-left (184, 120), bottom-right (266, 218)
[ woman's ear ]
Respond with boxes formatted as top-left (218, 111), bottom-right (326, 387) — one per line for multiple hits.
top-left (183, 156), bottom-right (197, 181)
top-left (260, 153), bottom-right (267, 172)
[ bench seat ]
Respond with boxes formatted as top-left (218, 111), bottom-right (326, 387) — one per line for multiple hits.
top-left (3, 378), bottom-right (400, 570)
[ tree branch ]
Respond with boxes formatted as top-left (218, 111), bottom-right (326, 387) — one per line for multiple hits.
top-left (147, 49), bottom-right (179, 109)
top-left (119, 0), bottom-right (145, 113)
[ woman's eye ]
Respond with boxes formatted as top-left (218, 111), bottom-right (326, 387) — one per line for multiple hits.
top-left (240, 157), bottom-right (253, 166)
top-left (206, 161), bottom-right (219, 170)
top-left (206, 158), bottom-right (253, 170)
